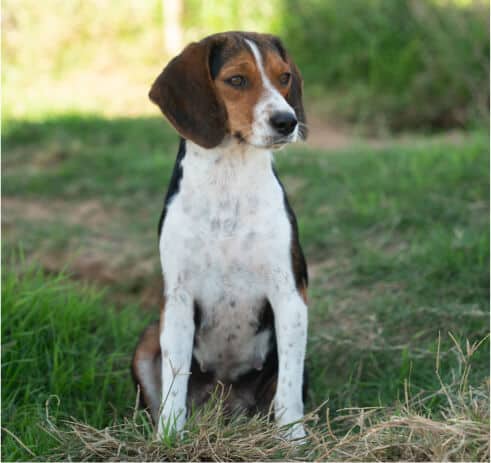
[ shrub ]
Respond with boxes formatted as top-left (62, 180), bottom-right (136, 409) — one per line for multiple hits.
top-left (282, 0), bottom-right (489, 131)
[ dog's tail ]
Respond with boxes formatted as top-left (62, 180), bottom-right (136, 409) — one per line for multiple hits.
top-left (131, 320), bottom-right (162, 423)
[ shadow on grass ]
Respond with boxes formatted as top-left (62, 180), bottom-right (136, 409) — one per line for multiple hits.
top-left (3, 114), bottom-right (179, 199)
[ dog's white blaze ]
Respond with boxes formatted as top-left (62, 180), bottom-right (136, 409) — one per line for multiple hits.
top-left (245, 39), bottom-right (299, 147)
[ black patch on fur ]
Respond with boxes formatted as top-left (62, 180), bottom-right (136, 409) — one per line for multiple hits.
top-left (257, 300), bottom-right (274, 333)
top-left (158, 137), bottom-right (186, 236)
top-left (209, 35), bottom-right (250, 80)
top-left (234, 131), bottom-right (246, 143)
top-left (272, 167), bottom-right (308, 289)
top-left (270, 37), bottom-right (288, 62)
top-left (209, 40), bottom-right (227, 79)
top-left (193, 301), bottom-right (202, 329)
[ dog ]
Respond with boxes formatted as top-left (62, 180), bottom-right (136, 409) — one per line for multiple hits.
top-left (132, 31), bottom-right (309, 440)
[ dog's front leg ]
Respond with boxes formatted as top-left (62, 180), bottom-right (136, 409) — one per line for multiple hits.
top-left (270, 287), bottom-right (308, 440)
top-left (157, 289), bottom-right (194, 438)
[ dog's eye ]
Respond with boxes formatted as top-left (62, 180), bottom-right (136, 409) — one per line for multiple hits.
top-left (225, 75), bottom-right (247, 88)
top-left (279, 72), bottom-right (291, 86)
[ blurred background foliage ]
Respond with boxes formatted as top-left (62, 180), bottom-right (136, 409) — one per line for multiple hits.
top-left (3, 0), bottom-right (489, 132)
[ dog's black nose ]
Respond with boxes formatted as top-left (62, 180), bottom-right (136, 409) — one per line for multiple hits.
top-left (270, 112), bottom-right (297, 136)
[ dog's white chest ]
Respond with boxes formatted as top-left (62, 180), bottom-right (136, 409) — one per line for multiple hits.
top-left (159, 143), bottom-right (292, 381)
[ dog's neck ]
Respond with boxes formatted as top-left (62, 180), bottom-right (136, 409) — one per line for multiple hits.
top-left (183, 139), bottom-right (276, 186)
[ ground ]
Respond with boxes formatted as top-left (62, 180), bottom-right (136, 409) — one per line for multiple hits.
top-left (2, 114), bottom-right (490, 461)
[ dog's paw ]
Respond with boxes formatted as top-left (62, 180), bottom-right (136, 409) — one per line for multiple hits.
top-left (275, 406), bottom-right (306, 443)
top-left (284, 422), bottom-right (306, 441)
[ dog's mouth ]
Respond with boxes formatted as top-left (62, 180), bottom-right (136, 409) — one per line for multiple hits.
top-left (266, 134), bottom-right (296, 150)
top-left (270, 140), bottom-right (292, 149)
top-left (248, 135), bottom-right (296, 150)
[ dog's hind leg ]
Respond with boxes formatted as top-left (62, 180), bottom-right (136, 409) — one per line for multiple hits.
top-left (131, 321), bottom-right (162, 423)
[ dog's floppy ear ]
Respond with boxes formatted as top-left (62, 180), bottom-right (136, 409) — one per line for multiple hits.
top-left (270, 36), bottom-right (307, 140)
top-left (149, 37), bottom-right (228, 149)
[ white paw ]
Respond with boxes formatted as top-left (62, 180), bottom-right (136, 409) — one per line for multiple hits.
top-left (282, 422), bottom-right (307, 442)
top-left (275, 401), bottom-right (306, 442)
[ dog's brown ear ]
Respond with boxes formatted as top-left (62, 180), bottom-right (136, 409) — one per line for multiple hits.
top-left (149, 37), bottom-right (228, 149)
top-left (270, 36), bottom-right (307, 140)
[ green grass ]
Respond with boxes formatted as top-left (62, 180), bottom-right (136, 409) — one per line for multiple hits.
top-left (2, 268), bottom-right (488, 460)
top-left (2, 115), bottom-right (489, 460)
top-left (1, 264), bottom-right (154, 460)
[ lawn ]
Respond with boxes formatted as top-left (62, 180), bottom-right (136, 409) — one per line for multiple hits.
top-left (2, 115), bottom-right (489, 460)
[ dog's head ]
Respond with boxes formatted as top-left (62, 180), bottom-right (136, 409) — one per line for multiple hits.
top-left (149, 31), bottom-right (306, 149)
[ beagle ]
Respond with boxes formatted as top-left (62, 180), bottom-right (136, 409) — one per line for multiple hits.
top-left (132, 31), bottom-right (309, 440)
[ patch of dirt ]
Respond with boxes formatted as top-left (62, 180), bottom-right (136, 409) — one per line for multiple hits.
top-left (4, 197), bottom-right (163, 310)
top-left (39, 249), bottom-right (163, 310)
top-left (34, 245), bottom-right (162, 311)
top-left (281, 176), bottom-right (306, 195)
top-left (308, 257), bottom-right (343, 282)
top-left (311, 278), bottom-right (404, 352)
top-left (4, 197), bottom-right (113, 229)
top-left (305, 114), bottom-right (470, 151)
top-left (306, 116), bottom-right (356, 150)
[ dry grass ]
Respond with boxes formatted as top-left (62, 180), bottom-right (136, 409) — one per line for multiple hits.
top-left (40, 338), bottom-right (490, 462)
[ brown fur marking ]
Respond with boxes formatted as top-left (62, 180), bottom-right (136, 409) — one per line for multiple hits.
top-left (214, 50), bottom-right (264, 141)
top-left (131, 320), bottom-right (162, 420)
top-left (299, 285), bottom-right (308, 305)
top-left (263, 49), bottom-right (291, 97)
